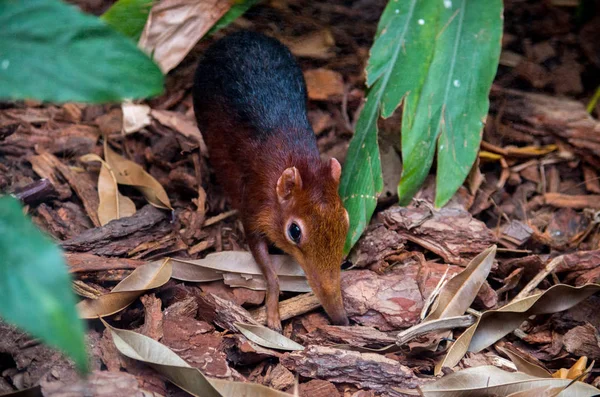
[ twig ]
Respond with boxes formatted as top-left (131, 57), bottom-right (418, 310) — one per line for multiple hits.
top-left (251, 293), bottom-right (321, 325)
top-left (512, 255), bottom-right (565, 301)
top-left (395, 315), bottom-right (476, 346)
top-left (204, 209), bottom-right (238, 227)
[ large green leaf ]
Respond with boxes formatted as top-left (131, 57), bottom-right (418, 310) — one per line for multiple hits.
top-left (0, 196), bottom-right (88, 373)
top-left (207, 0), bottom-right (262, 36)
top-left (101, 0), bottom-right (154, 41)
top-left (339, 0), bottom-right (440, 253)
top-left (0, 0), bottom-right (164, 103)
top-left (398, 0), bottom-right (503, 207)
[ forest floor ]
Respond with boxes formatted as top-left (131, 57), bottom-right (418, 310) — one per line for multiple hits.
top-left (2, 0), bottom-right (600, 395)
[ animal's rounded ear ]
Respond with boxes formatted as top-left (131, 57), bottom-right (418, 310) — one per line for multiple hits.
top-left (277, 167), bottom-right (302, 202)
top-left (330, 158), bottom-right (342, 183)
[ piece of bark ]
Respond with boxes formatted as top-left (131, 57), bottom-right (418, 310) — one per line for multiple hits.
top-left (297, 379), bottom-right (340, 397)
top-left (139, 293), bottom-right (163, 341)
top-left (281, 346), bottom-right (419, 396)
top-left (196, 292), bottom-right (260, 331)
top-left (161, 315), bottom-right (237, 380)
top-left (263, 364), bottom-right (296, 391)
top-left (28, 154), bottom-right (72, 200)
top-left (32, 151), bottom-right (101, 226)
top-left (222, 334), bottom-right (282, 366)
top-left (0, 321), bottom-right (78, 390)
top-left (499, 220), bottom-right (533, 248)
top-left (303, 68), bottom-right (344, 101)
top-left (341, 262), bottom-right (496, 331)
top-left (36, 203), bottom-right (92, 240)
top-left (11, 178), bottom-right (57, 205)
top-left (251, 293), bottom-right (322, 325)
top-left (299, 325), bottom-right (395, 348)
top-left (583, 165), bottom-right (600, 194)
top-left (490, 87), bottom-right (600, 168)
top-left (380, 205), bottom-right (496, 265)
top-left (61, 205), bottom-right (169, 256)
top-left (348, 224), bottom-right (406, 268)
top-left (544, 193), bottom-right (600, 210)
top-left (42, 371), bottom-right (146, 397)
top-left (164, 297), bottom-right (199, 318)
top-left (200, 280), bottom-right (265, 307)
top-left (562, 323), bottom-right (600, 360)
top-left (65, 253), bottom-right (144, 273)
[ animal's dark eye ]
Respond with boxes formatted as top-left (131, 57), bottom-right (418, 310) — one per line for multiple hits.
top-left (287, 222), bottom-right (302, 244)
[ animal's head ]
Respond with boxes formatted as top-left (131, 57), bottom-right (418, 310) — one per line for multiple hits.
top-left (269, 158), bottom-right (349, 325)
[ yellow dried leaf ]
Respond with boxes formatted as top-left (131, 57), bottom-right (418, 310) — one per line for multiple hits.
top-left (103, 141), bottom-right (172, 210)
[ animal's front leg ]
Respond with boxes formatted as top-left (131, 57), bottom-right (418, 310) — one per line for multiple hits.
top-left (247, 234), bottom-right (282, 332)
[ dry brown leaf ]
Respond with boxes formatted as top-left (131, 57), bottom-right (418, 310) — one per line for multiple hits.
top-left (122, 102), bottom-right (151, 134)
top-left (496, 343), bottom-right (552, 378)
top-left (419, 366), bottom-right (600, 396)
top-left (104, 140), bottom-right (172, 210)
top-left (425, 245), bottom-right (496, 321)
top-left (77, 259), bottom-right (171, 318)
top-left (151, 109), bottom-right (207, 153)
top-left (234, 322), bottom-right (304, 351)
top-left (436, 283), bottom-right (600, 374)
top-left (80, 154), bottom-right (136, 226)
top-left (103, 320), bottom-right (292, 397)
top-left (170, 252), bottom-right (310, 292)
top-left (138, 0), bottom-right (232, 73)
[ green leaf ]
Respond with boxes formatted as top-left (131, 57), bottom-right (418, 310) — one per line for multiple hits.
top-left (0, 196), bottom-right (88, 373)
top-left (101, 0), bottom-right (154, 41)
top-left (206, 0), bottom-right (261, 36)
top-left (0, 0), bottom-right (164, 103)
top-left (339, 0), bottom-right (440, 253)
top-left (398, 0), bottom-right (503, 207)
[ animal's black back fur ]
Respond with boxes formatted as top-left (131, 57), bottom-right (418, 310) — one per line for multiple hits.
top-left (193, 30), bottom-right (312, 141)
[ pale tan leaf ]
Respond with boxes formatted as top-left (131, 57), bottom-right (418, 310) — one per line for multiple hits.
top-left (80, 154), bottom-right (136, 226)
top-left (505, 385), bottom-right (567, 397)
top-left (419, 366), bottom-right (600, 397)
top-left (496, 344), bottom-right (552, 378)
top-left (122, 102), bottom-right (151, 134)
top-left (280, 30), bottom-right (336, 59)
top-left (103, 320), bottom-right (291, 397)
top-left (234, 322), bottom-right (304, 351)
top-left (104, 141), bottom-right (172, 209)
top-left (170, 252), bottom-right (311, 292)
top-left (151, 109), bottom-right (207, 153)
top-left (138, 0), bottom-right (232, 73)
top-left (77, 259), bottom-right (172, 318)
top-left (436, 284), bottom-right (600, 374)
top-left (425, 245), bottom-right (496, 321)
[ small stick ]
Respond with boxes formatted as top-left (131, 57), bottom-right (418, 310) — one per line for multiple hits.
top-left (204, 210), bottom-right (238, 227)
top-left (251, 292), bottom-right (321, 325)
top-left (512, 255), bottom-right (565, 301)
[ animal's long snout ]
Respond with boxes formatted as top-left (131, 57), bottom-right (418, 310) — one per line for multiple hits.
top-left (305, 268), bottom-right (349, 326)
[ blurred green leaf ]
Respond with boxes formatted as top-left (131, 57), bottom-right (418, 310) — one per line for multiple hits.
top-left (101, 0), bottom-right (154, 41)
top-left (339, 0), bottom-right (439, 253)
top-left (0, 196), bottom-right (88, 373)
top-left (0, 0), bottom-right (164, 103)
top-left (398, 0), bottom-right (503, 207)
top-left (207, 0), bottom-right (261, 36)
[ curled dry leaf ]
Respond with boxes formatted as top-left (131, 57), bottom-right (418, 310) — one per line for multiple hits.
top-left (80, 154), bottom-right (136, 226)
top-left (103, 320), bottom-right (291, 397)
top-left (436, 283), bottom-right (600, 374)
top-left (171, 251), bottom-right (310, 292)
top-left (419, 366), bottom-right (600, 397)
top-left (104, 140), bottom-right (172, 210)
top-left (138, 0), bottom-right (232, 73)
top-left (425, 245), bottom-right (496, 321)
top-left (234, 322), bottom-right (304, 351)
top-left (77, 259), bottom-right (171, 318)
top-left (495, 343), bottom-right (552, 378)
top-left (122, 102), bottom-right (151, 134)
